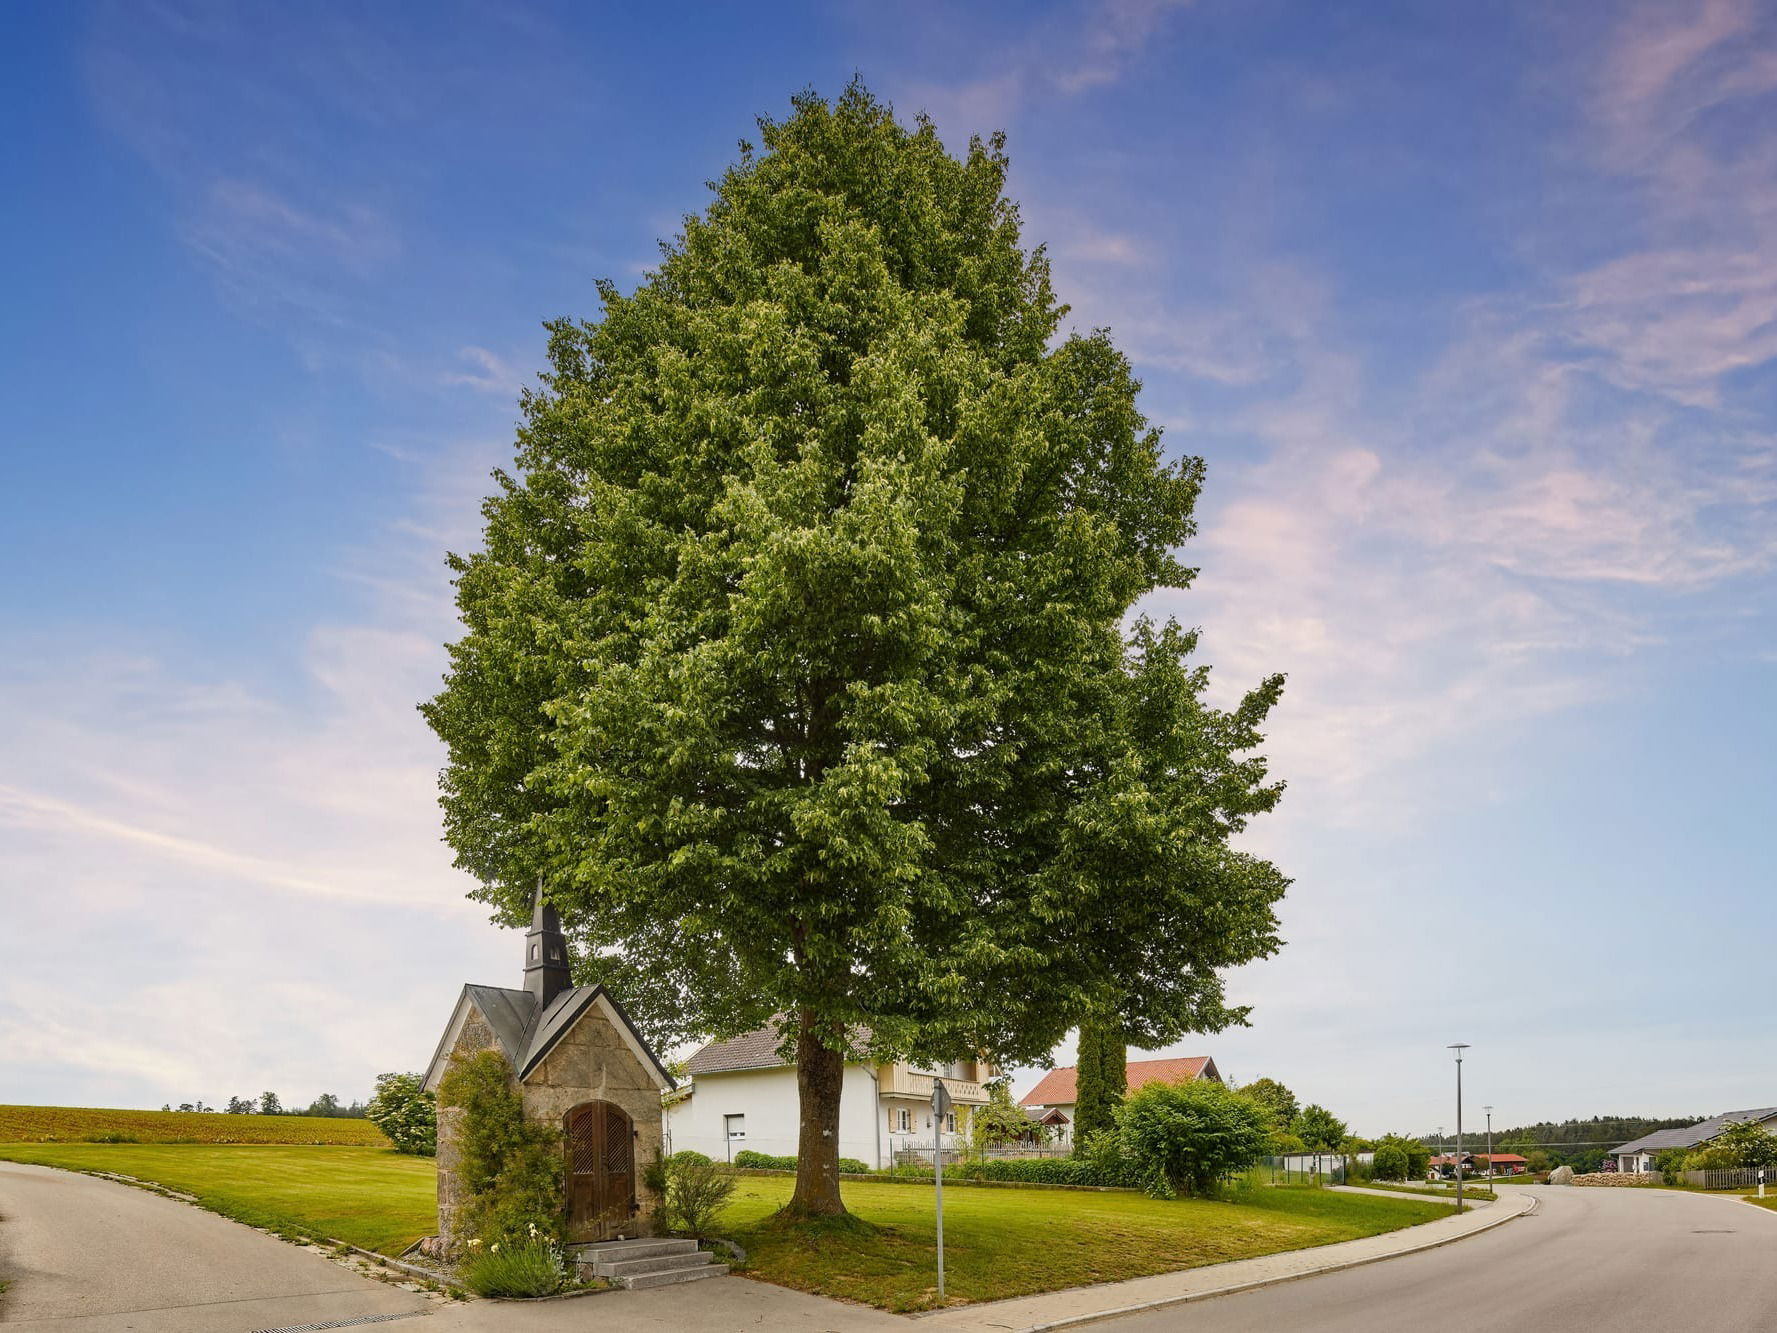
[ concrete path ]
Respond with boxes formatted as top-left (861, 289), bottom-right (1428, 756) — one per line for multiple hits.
top-left (0, 1160), bottom-right (431, 1331)
top-left (1099, 1184), bottom-right (1777, 1332)
top-left (917, 1187), bottom-right (1533, 1333)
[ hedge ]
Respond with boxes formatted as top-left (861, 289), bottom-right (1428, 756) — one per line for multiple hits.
top-left (731, 1150), bottom-right (872, 1174)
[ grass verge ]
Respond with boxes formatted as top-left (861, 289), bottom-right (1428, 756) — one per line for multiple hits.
top-left (0, 1144), bottom-right (433, 1254)
top-left (1357, 1181), bottom-right (1498, 1202)
top-left (724, 1176), bottom-right (1448, 1311)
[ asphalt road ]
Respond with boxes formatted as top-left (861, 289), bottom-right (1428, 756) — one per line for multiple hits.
top-left (0, 1160), bottom-right (431, 1331)
top-left (1109, 1183), bottom-right (1777, 1333)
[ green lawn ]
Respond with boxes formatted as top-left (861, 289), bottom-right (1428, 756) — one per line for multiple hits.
top-left (0, 1145), bottom-right (1446, 1311)
top-left (723, 1176), bottom-right (1447, 1311)
top-left (0, 1144), bottom-right (434, 1255)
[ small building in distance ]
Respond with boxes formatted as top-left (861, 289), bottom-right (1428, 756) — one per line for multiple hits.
top-left (1019, 1056), bottom-right (1222, 1147)
top-left (422, 889), bottom-right (676, 1246)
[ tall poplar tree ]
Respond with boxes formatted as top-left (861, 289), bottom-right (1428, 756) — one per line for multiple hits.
top-left (1072, 1016), bottom-right (1127, 1145)
top-left (424, 83), bottom-right (1289, 1220)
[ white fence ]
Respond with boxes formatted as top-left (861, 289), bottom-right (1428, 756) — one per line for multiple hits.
top-left (1681, 1168), bottom-right (1772, 1190)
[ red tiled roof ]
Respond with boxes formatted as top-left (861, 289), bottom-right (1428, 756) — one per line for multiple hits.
top-left (1020, 1056), bottom-right (1218, 1107)
top-left (1478, 1153), bottom-right (1528, 1164)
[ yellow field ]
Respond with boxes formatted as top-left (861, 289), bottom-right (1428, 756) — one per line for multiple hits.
top-left (0, 1104), bottom-right (391, 1146)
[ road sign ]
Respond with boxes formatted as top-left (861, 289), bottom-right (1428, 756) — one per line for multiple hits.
top-left (932, 1079), bottom-right (953, 1116)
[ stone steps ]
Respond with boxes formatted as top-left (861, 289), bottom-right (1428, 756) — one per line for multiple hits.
top-left (568, 1236), bottom-right (727, 1289)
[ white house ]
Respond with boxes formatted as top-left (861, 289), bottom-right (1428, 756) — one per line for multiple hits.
top-left (1019, 1055), bottom-right (1221, 1146)
top-left (1611, 1106), bottom-right (1777, 1173)
top-left (663, 1026), bottom-right (995, 1169)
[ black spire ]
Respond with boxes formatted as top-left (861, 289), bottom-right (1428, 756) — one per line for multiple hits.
top-left (523, 881), bottom-right (572, 1008)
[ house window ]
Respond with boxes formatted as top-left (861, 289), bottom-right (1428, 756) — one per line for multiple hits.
top-left (895, 1108), bottom-right (911, 1133)
top-left (946, 1113), bottom-right (957, 1134)
top-left (724, 1114), bottom-right (745, 1142)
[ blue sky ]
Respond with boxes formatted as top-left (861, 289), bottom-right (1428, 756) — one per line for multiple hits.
top-left (2, 0), bottom-right (1773, 1135)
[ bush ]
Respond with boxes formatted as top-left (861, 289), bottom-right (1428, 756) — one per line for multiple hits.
top-left (437, 1050), bottom-right (563, 1246)
top-left (1371, 1143), bottom-right (1409, 1182)
top-left (662, 1157), bottom-right (739, 1235)
top-left (365, 1072), bottom-right (437, 1157)
top-left (1115, 1079), bottom-right (1271, 1198)
top-left (1654, 1148), bottom-right (1688, 1185)
top-left (668, 1149), bottom-right (712, 1167)
top-left (838, 1157), bottom-right (873, 1175)
top-left (457, 1233), bottom-right (567, 1298)
top-left (732, 1150), bottom-right (797, 1170)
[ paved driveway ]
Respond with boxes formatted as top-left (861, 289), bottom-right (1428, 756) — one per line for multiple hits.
top-left (0, 1160), bottom-right (431, 1331)
top-left (1104, 1184), bottom-right (1777, 1333)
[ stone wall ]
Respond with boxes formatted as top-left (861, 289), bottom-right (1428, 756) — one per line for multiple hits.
top-left (1570, 1171), bottom-right (1661, 1187)
top-left (523, 1001), bottom-right (665, 1235)
top-left (434, 1007), bottom-right (500, 1245)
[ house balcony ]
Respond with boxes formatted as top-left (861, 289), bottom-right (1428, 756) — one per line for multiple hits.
top-left (878, 1065), bottom-right (990, 1104)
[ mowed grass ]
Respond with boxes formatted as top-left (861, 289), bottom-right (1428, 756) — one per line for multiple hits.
top-left (0, 1104), bottom-right (390, 1146)
top-left (0, 1145), bottom-right (1446, 1309)
top-left (0, 1144), bottom-right (433, 1255)
top-left (724, 1176), bottom-right (1449, 1311)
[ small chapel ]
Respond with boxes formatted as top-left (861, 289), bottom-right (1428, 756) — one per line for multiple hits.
top-left (422, 889), bottom-right (675, 1245)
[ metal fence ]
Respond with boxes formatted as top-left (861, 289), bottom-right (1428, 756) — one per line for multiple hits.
top-left (1681, 1168), bottom-right (1772, 1190)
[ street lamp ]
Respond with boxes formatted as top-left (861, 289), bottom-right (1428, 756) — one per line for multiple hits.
top-left (1449, 1044), bottom-right (1470, 1212)
top-left (1483, 1105), bottom-right (1494, 1190)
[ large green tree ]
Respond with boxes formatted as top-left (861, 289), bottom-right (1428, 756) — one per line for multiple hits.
top-left (1240, 1077), bottom-right (1299, 1131)
top-left (424, 83), bottom-right (1289, 1219)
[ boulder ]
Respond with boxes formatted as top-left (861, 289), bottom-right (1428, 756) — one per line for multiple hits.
top-left (1548, 1165), bottom-right (1575, 1185)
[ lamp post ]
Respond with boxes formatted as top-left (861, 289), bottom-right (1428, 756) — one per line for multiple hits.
top-left (1484, 1105), bottom-right (1494, 1190)
top-left (1449, 1044), bottom-right (1470, 1212)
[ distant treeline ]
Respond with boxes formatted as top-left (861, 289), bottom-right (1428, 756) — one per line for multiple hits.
top-left (160, 1093), bottom-right (367, 1118)
top-left (1420, 1115), bottom-right (1703, 1172)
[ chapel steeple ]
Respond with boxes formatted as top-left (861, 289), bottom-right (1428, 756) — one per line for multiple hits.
top-left (523, 882), bottom-right (573, 1008)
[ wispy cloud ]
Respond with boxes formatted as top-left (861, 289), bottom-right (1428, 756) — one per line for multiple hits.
top-left (443, 346), bottom-right (528, 396)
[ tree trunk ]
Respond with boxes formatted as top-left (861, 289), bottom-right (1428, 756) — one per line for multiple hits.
top-left (785, 1007), bottom-right (848, 1217)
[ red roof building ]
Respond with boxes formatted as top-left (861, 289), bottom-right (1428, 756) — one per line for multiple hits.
top-left (1020, 1056), bottom-right (1221, 1111)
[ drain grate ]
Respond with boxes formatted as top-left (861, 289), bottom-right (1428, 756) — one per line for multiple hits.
top-left (250, 1314), bottom-right (425, 1333)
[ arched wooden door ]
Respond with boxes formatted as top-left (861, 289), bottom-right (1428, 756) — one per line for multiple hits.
top-left (564, 1100), bottom-right (636, 1241)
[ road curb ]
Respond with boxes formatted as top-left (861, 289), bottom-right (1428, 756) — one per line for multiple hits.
top-left (949, 1190), bottom-right (1539, 1333)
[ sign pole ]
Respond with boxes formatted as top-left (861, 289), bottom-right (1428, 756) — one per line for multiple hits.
top-left (932, 1078), bottom-right (952, 1303)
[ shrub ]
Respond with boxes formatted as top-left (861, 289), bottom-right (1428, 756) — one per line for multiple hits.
top-left (838, 1157), bottom-right (873, 1175)
top-left (457, 1233), bottom-right (567, 1298)
top-left (1654, 1148), bottom-right (1688, 1185)
top-left (668, 1149), bottom-right (712, 1167)
top-left (365, 1072), bottom-right (437, 1157)
top-left (437, 1050), bottom-right (563, 1246)
top-left (662, 1156), bottom-right (740, 1235)
top-left (1115, 1078), bottom-right (1271, 1198)
top-left (732, 1150), bottom-right (797, 1170)
top-left (1371, 1142), bottom-right (1409, 1182)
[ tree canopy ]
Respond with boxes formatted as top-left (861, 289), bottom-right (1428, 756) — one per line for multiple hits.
top-left (425, 81), bottom-right (1289, 1217)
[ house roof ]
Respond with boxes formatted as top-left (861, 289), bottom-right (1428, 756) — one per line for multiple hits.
top-left (1476, 1153), bottom-right (1527, 1164)
top-left (685, 1027), bottom-right (792, 1076)
top-left (1612, 1108), bottom-right (1777, 1157)
top-left (684, 1023), bottom-right (877, 1077)
top-left (423, 982), bottom-right (676, 1094)
top-left (1020, 1056), bottom-right (1219, 1108)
